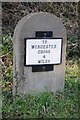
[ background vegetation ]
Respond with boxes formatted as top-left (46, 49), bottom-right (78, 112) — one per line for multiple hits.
top-left (1, 2), bottom-right (80, 119)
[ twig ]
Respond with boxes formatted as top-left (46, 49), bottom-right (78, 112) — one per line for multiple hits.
top-left (0, 51), bottom-right (12, 58)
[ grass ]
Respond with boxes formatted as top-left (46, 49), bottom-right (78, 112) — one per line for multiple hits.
top-left (2, 60), bottom-right (79, 119)
top-left (1, 35), bottom-right (80, 118)
top-left (2, 83), bottom-right (79, 119)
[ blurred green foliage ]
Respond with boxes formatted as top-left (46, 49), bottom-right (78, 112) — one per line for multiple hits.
top-left (2, 34), bottom-right (13, 55)
top-left (2, 77), bottom-right (79, 118)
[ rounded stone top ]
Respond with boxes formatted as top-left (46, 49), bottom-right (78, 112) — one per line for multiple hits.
top-left (13, 12), bottom-right (66, 39)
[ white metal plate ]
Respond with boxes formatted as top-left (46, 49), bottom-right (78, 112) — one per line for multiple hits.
top-left (25, 38), bottom-right (62, 65)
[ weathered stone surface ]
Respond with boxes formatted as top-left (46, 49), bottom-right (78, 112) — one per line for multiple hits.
top-left (13, 12), bottom-right (67, 94)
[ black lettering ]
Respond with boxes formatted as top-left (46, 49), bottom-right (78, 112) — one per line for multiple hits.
top-left (42, 60), bottom-right (44, 63)
top-left (51, 45), bottom-right (53, 48)
top-left (43, 55), bottom-right (45, 58)
top-left (31, 45), bottom-right (35, 49)
top-left (37, 45), bottom-right (40, 49)
top-left (38, 50), bottom-right (40, 54)
top-left (49, 45), bottom-right (51, 48)
top-left (38, 60), bottom-right (41, 63)
top-left (38, 59), bottom-right (50, 63)
top-left (42, 40), bottom-right (47, 44)
top-left (48, 60), bottom-right (50, 63)
top-left (54, 45), bottom-right (56, 48)
top-left (31, 44), bottom-right (56, 49)
top-left (38, 50), bottom-right (50, 54)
